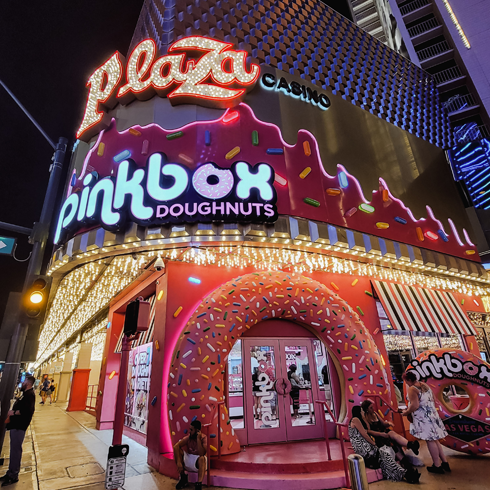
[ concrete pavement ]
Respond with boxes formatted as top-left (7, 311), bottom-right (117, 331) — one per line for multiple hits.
top-left (1, 401), bottom-right (489, 490)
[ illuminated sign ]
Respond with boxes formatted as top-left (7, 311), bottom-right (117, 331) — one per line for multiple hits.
top-left (54, 156), bottom-right (277, 244)
top-left (77, 37), bottom-right (260, 141)
top-left (260, 73), bottom-right (330, 111)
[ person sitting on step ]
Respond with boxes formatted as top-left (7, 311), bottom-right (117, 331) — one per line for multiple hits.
top-left (174, 420), bottom-right (207, 490)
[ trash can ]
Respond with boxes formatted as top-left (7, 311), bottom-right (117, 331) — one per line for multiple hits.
top-left (348, 454), bottom-right (369, 490)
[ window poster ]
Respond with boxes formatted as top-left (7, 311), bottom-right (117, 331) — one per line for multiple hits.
top-left (124, 342), bottom-right (152, 434)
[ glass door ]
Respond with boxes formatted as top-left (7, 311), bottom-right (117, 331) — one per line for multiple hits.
top-left (280, 340), bottom-right (323, 441)
top-left (243, 340), bottom-right (286, 444)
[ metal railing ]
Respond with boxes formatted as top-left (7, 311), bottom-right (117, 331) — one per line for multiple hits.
top-left (408, 17), bottom-right (439, 37)
top-left (417, 40), bottom-right (451, 61)
top-left (444, 93), bottom-right (477, 114)
top-left (356, 6), bottom-right (378, 22)
top-left (433, 66), bottom-right (463, 85)
top-left (315, 400), bottom-right (350, 488)
top-left (86, 384), bottom-right (98, 411)
top-left (400, 0), bottom-right (430, 16)
top-left (203, 401), bottom-right (225, 487)
top-left (454, 124), bottom-right (490, 144)
top-left (362, 394), bottom-right (407, 440)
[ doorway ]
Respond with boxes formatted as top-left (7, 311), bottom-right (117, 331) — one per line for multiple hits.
top-left (243, 338), bottom-right (324, 444)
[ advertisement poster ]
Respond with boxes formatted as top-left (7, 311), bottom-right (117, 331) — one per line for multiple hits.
top-left (124, 342), bottom-right (152, 434)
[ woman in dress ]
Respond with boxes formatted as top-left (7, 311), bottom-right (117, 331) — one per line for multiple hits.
top-left (361, 399), bottom-right (420, 461)
top-left (349, 406), bottom-right (420, 483)
top-left (402, 371), bottom-right (450, 474)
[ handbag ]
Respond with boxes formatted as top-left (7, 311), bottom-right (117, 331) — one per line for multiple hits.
top-left (407, 413), bottom-right (413, 423)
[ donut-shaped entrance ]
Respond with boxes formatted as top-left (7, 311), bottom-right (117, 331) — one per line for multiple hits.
top-left (167, 271), bottom-right (391, 455)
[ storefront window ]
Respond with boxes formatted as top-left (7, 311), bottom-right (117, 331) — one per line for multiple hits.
top-left (228, 340), bottom-right (244, 429)
top-left (439, 334), bottom-right (465, 351)
top-left (124, 343), bottom-right (152, 434)
top-left (412, 333), bottom-right (440, 355)
top-left (383, 332), bottom-right (414, 405)
top-left (475, 329), bottom-right (489, 362)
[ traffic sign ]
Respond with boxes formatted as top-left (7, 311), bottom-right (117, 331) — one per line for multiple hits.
top-left (0, 236), bottom-right (16, 256)
top-left (105, 444), bottom-right (129, 490)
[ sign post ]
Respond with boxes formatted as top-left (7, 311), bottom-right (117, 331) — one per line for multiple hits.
top-left (105, 444), bottom-right (129, 490)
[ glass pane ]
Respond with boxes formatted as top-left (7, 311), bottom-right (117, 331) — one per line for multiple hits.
top-left (228, 340), bottom-right (244, 429)
top-left (412, 333), bottom-right (440, 355)
top-left (285, 345), bottom-right (316, 426)
top-left (250, 346), bottom-right (279, 429)
top-left (476, 329), bottom-right (489, 362)
top-left (382, 332), bottom-right (414, 407)
top-left (439, 334), bottom-right (465, 350)
top-left (312, 340), bottom-right (335, 421)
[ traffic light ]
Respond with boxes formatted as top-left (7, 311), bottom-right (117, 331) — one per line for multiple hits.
top-left (20, 275), bottom-right (52, 326)
top-left (123, 297), bottom-right (150, 337)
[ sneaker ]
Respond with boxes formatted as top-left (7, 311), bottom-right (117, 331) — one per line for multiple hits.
top-left (2, 477), bottom-right (19, 487)
top-left (39, 402), bottom-right (44, 405)
top-left (176, 473), bottom-right (188, 489)
top-left (407, 440), bottom-right (420, 455)
top-left (427, 465), bottom-right (445, 474)
top-left (441, 462), bottom-right (451, 472)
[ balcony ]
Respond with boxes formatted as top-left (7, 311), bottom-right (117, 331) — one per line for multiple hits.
top-left (400, 0), bottom-right (432, 23)
top-left (408, 18), bottom-right (443, 44)
top-left (417, 40), bottom-right (453, 68)
top-left (444, 94), bottom-right (480, 120)
top-left (453, 124), bottom-right (490, 145)
top-left (433, 66), bottom-right (466, 92)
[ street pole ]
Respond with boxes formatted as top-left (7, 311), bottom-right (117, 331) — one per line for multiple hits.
top-left (0, 136), bottom-right (68, 460)
top-left (112, 334), bottom-right (138, 445)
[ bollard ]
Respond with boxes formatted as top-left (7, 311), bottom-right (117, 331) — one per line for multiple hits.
top-left (347, 454), bottom-right (369, 490)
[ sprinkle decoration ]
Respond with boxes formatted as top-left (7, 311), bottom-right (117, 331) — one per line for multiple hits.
top-left (225, 146), bottom-right (241, 160)
top-left (167, 271), bottom-right (391, 457)
top-left (299, 167), bottom-right (312, 179)
top-left (303, 197), bottom-right (320, 207)
top-left (97, 142), bottom-right (105, 157)
top-left (113, 149), bottom-right (131, 163)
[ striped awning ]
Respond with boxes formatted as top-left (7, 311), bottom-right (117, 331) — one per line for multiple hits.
top-left (115, 294), bottom-right (156, 353)
top-left (372, 281), bottom-right (477, 336)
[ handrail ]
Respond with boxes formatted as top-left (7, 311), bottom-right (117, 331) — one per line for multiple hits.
top-left (316, 400), bottom-right (350, 488)
top-left (216, 401), bottom-right (225, 459)
top-left (361, 394), bottom-right (407, 439)
top-left (202, 422), bottom-right (212, 487)
top-left (433, 66), bottom-right (463, 85)
top-left (417, 40), bottom-right (451, 61)
top-left (444, 93), bottom-right (478, 114)
top-left (400, 0), bottom-right (430, 16)
top-left (408, 17), bottom-right (439, 37)
top-left (86, 384), bottom-right (98, 411)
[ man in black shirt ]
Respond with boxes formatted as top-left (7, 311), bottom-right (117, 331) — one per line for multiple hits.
top-left (0, 375), bottom-right (36, 487)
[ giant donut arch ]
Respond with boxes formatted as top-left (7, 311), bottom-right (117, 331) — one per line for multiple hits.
top-left (167, 271), bottom-right (391, 455)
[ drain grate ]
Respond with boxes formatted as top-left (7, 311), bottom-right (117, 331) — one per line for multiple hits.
top-left (66, 463), bottom-right (104, 478)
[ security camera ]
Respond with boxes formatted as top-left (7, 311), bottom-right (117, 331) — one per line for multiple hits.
top-left (154, 257), bottom-right (165, 271)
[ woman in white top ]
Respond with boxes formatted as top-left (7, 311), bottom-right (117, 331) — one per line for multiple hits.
top-left (402, 371), bottom-right (449, 474)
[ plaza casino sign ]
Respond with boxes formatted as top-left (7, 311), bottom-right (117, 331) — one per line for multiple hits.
top-left (56, 36), bottom-right (478, 260)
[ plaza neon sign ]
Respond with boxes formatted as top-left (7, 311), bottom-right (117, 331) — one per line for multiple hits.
top-left (77, 36), bottom-right (260, 141)
top-left (54, 155), bottom-right (277, 245)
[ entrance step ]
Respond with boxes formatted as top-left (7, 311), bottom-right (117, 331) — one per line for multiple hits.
top-left (198, 468), bottom-right (380, 490)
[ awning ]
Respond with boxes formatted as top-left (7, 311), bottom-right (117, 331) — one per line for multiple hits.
top-left (372, 280), bottom-right (477, 336)
top-left (115, 294), bottom-right (156, 353)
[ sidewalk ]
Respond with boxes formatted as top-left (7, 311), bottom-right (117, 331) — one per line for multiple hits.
top-left (1, 402), bottom-right (489, 490)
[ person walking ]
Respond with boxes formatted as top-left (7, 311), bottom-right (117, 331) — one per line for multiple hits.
top-left (0, 375), bottom-right (36, 486)
top-left (47, 379), bottom-right (56, 404)
top-left (402, 371), bottom-right (449, 474)
top-left (39, 378), bottom-right (50, 405)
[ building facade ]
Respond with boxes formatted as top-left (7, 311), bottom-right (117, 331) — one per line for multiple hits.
top-left (33, 0), bottom-right (490, 487)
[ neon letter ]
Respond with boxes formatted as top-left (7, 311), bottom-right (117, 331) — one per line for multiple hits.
top-left (113, 160), bottom-right (153, 220)
top-left (147, 154), bottom-right (188, 202)
top-left (54, 193), bottom-right (80, 245)
top-left (77, 53), bottom-right (124, 140)
top-left (86, 179), bottom-right (120, 227)
top-left (235, 162), bottom-right (274, 200)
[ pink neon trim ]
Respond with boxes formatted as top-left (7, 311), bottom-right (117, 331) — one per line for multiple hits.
top-left (463, 229), bottom-right (475, 247)
top-left (448, 219), bottom-right (464, 246)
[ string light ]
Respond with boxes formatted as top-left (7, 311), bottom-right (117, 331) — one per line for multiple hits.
top-left (441, 0), bottom-right (470, 49)
top-left (35, 245), bottom-right (490, 368)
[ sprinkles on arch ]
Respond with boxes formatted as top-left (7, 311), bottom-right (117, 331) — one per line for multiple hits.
top-left (167, 270), bottom-right (391, 455)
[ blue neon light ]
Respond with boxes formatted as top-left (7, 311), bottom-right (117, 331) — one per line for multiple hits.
top-left (188, 277), bottom-right (201, 284)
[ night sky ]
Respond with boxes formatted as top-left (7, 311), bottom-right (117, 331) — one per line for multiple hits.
top-left (0, 1), bottom-right (145, 324)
